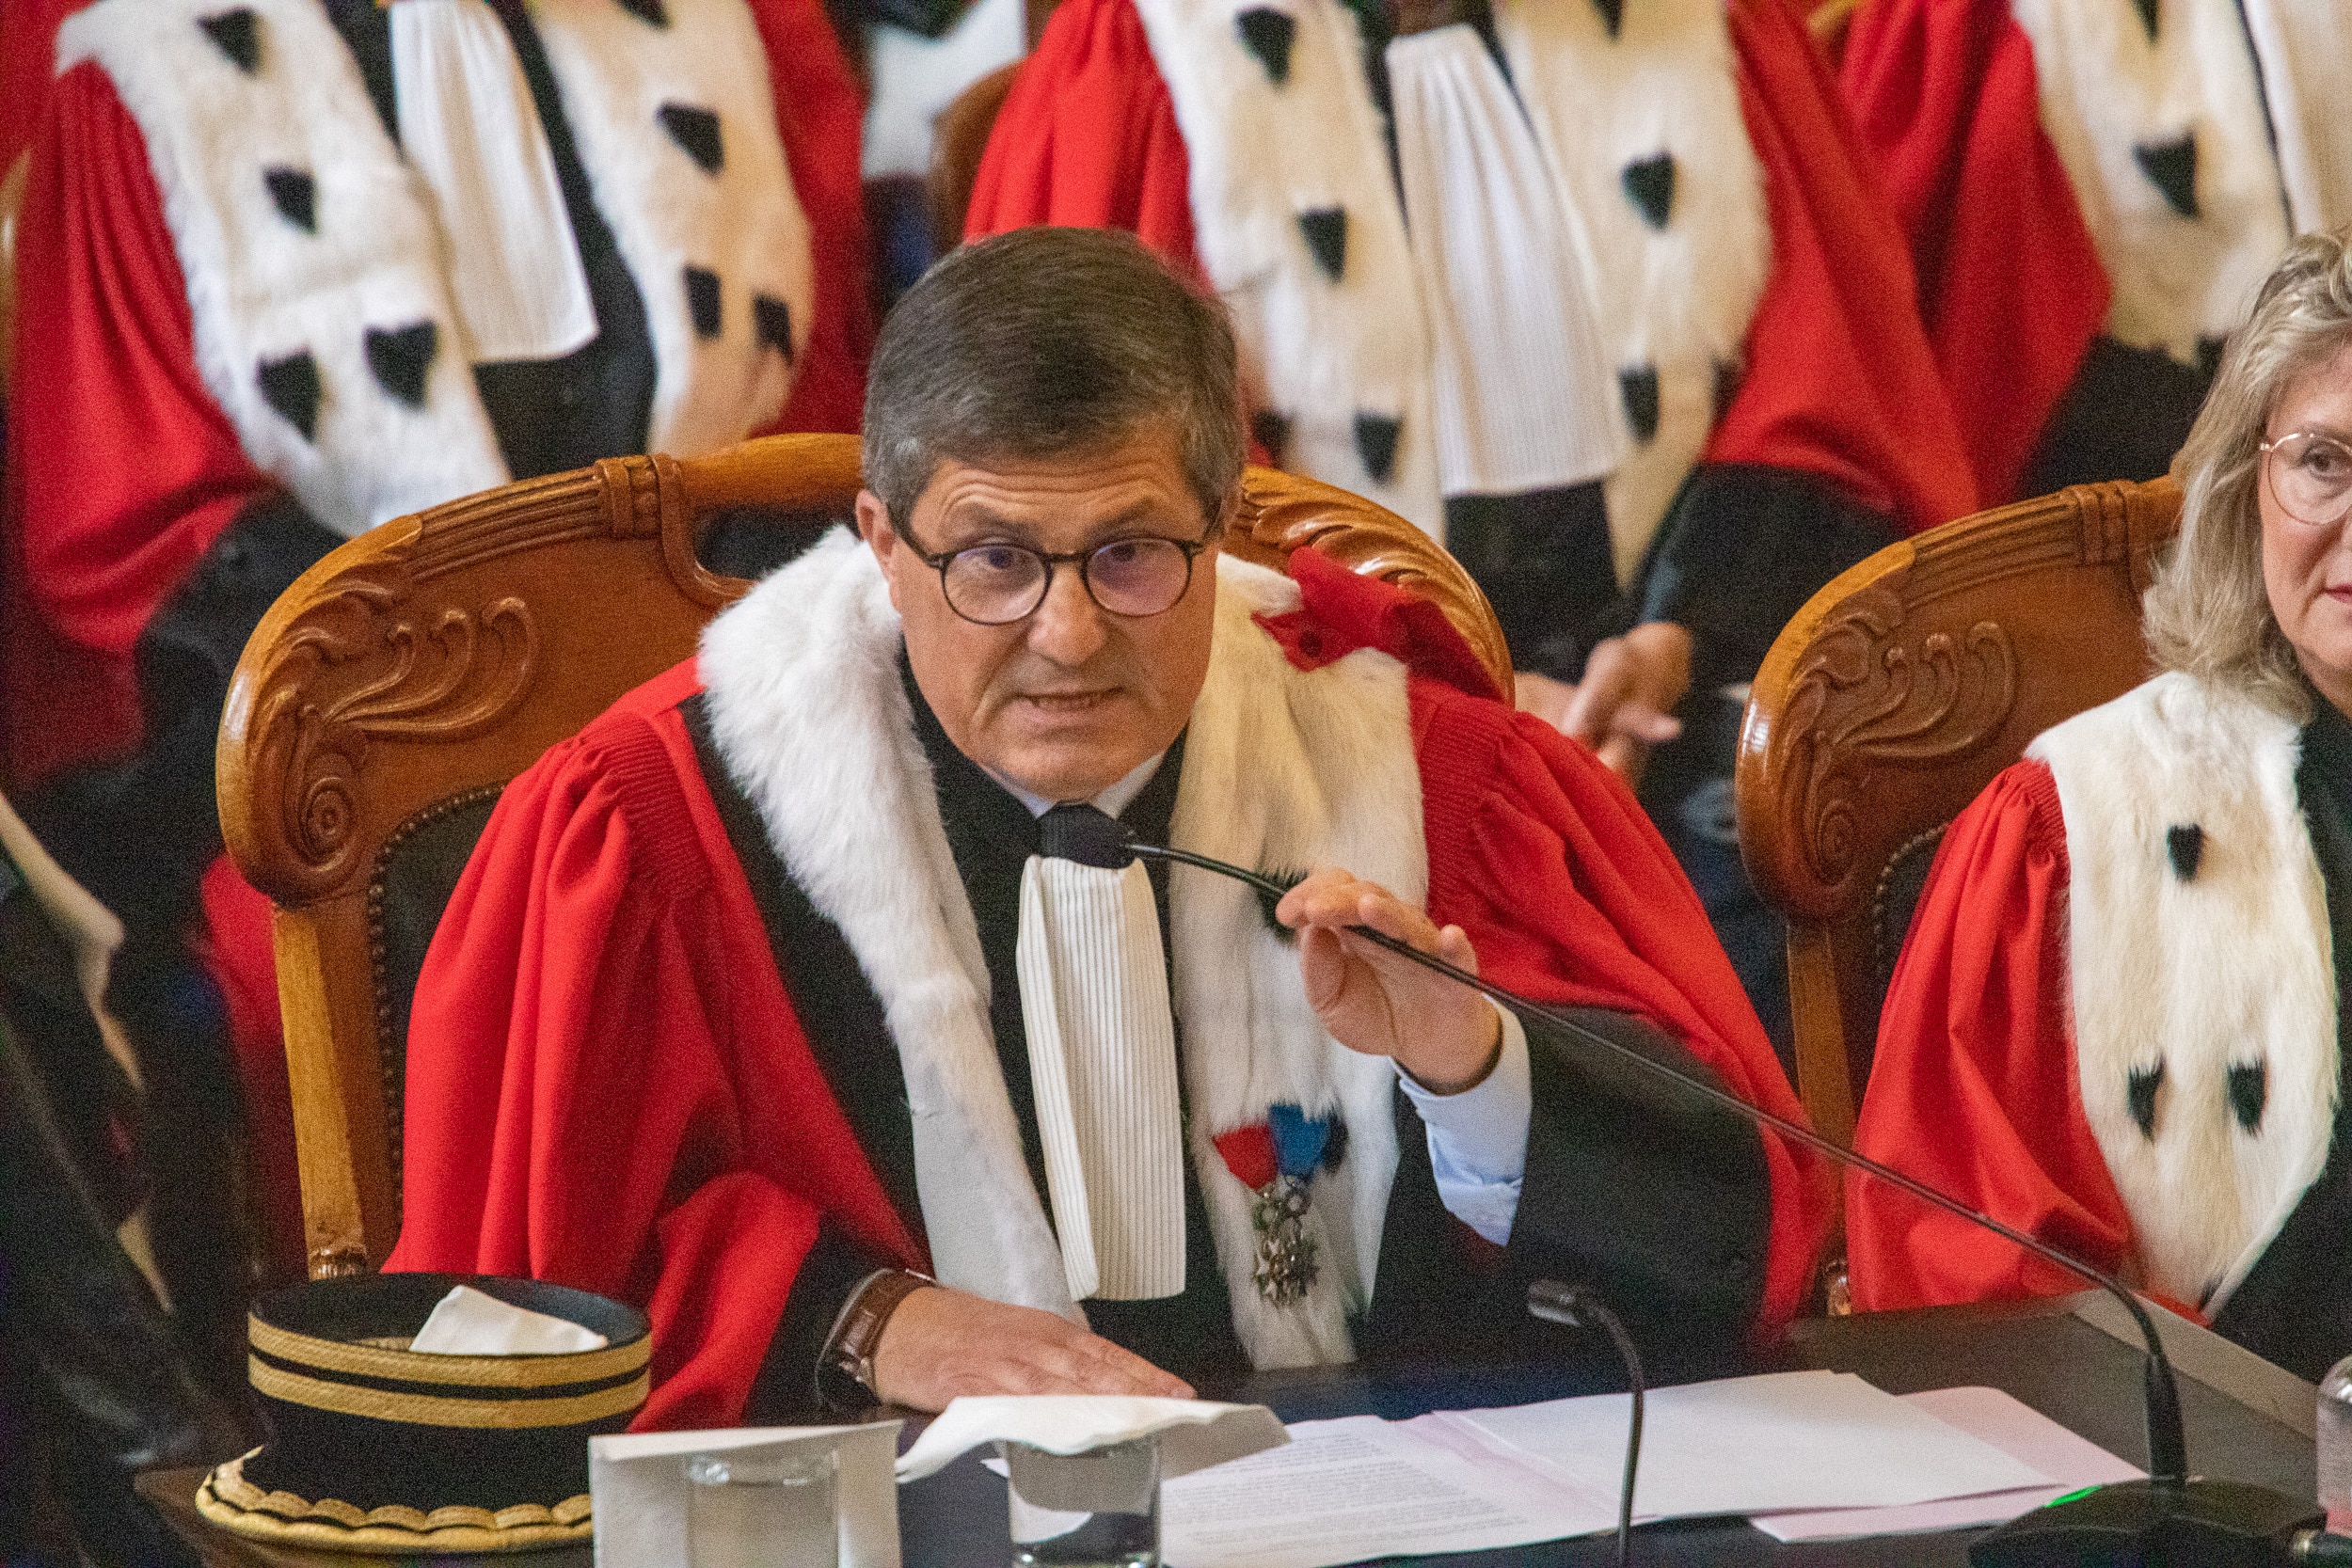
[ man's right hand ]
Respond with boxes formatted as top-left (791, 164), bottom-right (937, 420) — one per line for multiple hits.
top-left (870, 1286), bottom-right (1195, 1410)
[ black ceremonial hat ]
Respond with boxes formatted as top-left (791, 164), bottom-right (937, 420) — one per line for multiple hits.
top-left (196, 1273), bottom-right (650, 1554)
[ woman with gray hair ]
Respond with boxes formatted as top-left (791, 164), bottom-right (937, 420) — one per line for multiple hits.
top-left (1846, 232), bottom-right (2352, 1381)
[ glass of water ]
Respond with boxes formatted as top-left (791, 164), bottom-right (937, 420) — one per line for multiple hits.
top-left (1000, 1436), bottom-right (1160, 1568)
top-left (685, 1446), bottom-right (839, 1568)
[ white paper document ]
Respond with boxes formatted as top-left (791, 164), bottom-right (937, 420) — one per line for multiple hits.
top-left (1749, 1386), bottom-right (2144, 1543)
top-left (1158, 1370), bottom-right (2068, 1568)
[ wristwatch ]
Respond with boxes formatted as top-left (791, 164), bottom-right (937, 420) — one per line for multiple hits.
top-left (818, 1268), bottom-right (933, 1410)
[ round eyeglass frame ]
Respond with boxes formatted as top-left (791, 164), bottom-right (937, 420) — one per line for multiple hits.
top-left (2259, 430), bottom-right (2352, 530)
top-left (900, 528), bottom-right (1216, 626)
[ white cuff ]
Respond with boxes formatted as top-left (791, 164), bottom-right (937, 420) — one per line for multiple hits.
top-left (1395, 1004), bottom-right (1531, 1245)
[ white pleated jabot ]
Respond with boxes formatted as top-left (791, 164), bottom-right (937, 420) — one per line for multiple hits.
top-left (388, 0), bottom-right (599, 363)
top-left (1388, 24), bottom-right (1624, 499)
top-left (1013, 821), bottom-right (1187, 1304)
top-left (2238, 0), bottom-right (2352, 237)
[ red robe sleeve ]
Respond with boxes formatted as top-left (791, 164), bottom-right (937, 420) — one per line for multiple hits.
top-left (961, 0), bottom-right (1204, 280)
top-left (743, 0), bottom-right (875, 436)
top-left (1847, 758), bottom-right (2138, 1311)
top-left (1285, 548), bottom-right (1831, 1335)
top-left (385, 666), bottom-right (920, 1430)
top-left (1710, 0), bottom-right (1979, 535)
top-left (1838, 0), bottom-right (2108, 508)
top-left (4, 60), bottom-right (281, 785)
top-left (1415, 695), bottom-right (1832, 1335)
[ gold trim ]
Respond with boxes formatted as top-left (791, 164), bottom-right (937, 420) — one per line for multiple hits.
top-left (249, 1356), bottom-right (647, 1429)
top-left (198, 1452), bottom-right (591, 1556)
top-left (248, 1313), bottom-right (648, 1387)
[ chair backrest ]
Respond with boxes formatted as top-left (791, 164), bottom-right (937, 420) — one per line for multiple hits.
top-left (1735, 477), bottom-right (2182, 1149)
top-left (218, 433), bottom-right (1510, 1278)
top-left (928, 60), bottom-right (1019, 255)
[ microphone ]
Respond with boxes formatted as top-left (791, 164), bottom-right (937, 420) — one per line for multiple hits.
top-left (1120, 832), bottom-right (2332, 1566)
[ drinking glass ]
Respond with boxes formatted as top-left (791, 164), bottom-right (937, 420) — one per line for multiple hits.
top-left (685, 1446), bottom-right (839, 1568)
top-left (1000, 1436), bottom-right (1160, 1568)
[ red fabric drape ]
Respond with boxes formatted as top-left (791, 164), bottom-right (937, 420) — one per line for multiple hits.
top-left (743, 0), bottom-right (875, 436)
top-left (1710, 0), bottom-right (1979, 534)
top-left (1839, 0), bottom-right (2108, 507)
top-left (1847, 759), bottom-right (2141, 1310)
top-left (961, 0), bottom-right (1203, 280)
top-left (0, 0), bottom-right (82, 173)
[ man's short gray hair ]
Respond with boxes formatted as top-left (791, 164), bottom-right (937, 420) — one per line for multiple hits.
top-left (2145, 231), bottom-right (2352, 720)
top-left (862, 227), bottom-right (1246, 531)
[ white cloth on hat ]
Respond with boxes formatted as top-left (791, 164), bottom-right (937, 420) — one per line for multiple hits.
top-left (1387, 24), bottom-right (1624, 499)
top-left (2237, 0), bottom-right (2352, 237)
top-left (389, 0), bottom-right (600, 363)
top-left (1014, 854), bottom-right (1188, 1303)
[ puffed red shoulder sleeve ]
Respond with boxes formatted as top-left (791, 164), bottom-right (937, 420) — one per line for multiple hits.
top-left (1414, 684), bottom-right (1834, 1336)
top-left (1710, 0), bottom-right (1979, 534)
top-left (1837, 0), bottom-right (2107, 507)
top-left (962, 0), bottom-right (1204, 280)
top-left (1847, 757), bottom-right (2135, 1310)
top-left (386, 685), bottom-right (914, 1430)
top-left (743, 0), bottom-right (873, 435)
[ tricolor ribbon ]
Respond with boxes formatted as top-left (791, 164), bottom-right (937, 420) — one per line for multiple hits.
top-left (1214, 1106), bottom-right (1336, 1307)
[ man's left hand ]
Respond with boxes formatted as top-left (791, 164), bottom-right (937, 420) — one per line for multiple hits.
top-left (1276, 869), bottom-right (1501, 1095)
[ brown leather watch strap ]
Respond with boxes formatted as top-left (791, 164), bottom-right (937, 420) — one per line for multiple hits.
top-left (820, 1268), bottom-right (933, 1407)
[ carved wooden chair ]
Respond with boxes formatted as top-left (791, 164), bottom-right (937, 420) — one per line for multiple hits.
top-left (1736, 477), bottom-right (2183, 1155)
top-left (216, 433), bottom-right (1511, 1279)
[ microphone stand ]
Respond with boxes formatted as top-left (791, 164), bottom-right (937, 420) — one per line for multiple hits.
top-left (1123, 834), bottom-right (2331, 1566)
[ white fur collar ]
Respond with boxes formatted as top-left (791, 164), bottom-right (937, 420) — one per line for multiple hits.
top-left (698, 532), bottom-right (1424, 1367)
top-left (2032, 672), bottom-right (2337, 1311)
top-left (59, 0), bottom-right (810, 536)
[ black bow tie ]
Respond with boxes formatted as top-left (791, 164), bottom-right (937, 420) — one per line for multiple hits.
top-left (1039, 802), bottom-right (1135, 869)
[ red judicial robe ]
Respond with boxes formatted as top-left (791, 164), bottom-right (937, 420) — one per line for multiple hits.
top-left (1851, 677), bottom-right (2352, 1380)
top-left (4, 0), bottom-right (873, 1275)
top-left (388, 550), bottom-right (1830, 1428)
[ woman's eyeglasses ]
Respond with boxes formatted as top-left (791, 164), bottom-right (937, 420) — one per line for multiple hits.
top-left (904, 531), bottom-right (1212, 626)
top-left (2261, 431), bottom-right (2352, 529)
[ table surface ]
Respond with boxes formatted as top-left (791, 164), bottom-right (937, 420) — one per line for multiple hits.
top-left (138, 1291), bottom-right (2319, 1568)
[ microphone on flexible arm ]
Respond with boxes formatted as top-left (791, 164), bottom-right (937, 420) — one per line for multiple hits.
top-left (1114, 827), bottom-right (2341, 1567)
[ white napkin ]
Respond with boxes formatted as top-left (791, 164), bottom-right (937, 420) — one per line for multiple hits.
top-left (591, 1423), bottom-right (902, 1568)
top-left (1014, 856), bottom-right (1187, 1302)
top-left (896, 1397), bottom-right (1288, 1483)
top-left (408, 1284), bottom-right (610, 1355)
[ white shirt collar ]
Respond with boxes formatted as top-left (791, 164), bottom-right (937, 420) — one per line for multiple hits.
top-left (988, 751), bottom-right (1167, 822)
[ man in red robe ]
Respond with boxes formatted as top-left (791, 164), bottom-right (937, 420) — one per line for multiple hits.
top-left (389, 229), bottom-right (1827, 1425)
top-left (4, 0), bottom-right (873, 1279)
top-left (962, 0), bottom-right (1977, 1055)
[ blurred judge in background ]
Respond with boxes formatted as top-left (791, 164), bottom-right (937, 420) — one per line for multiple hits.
top-left (1, 0), bottom-right (874, 1290)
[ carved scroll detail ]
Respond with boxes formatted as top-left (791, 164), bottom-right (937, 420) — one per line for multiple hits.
top-left (248, 559), bottom-right (540, 901)
top-left (1774, 582), bottom-right (2018, 898)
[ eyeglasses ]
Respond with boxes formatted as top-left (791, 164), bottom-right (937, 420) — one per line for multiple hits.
top-left (2260, 431), bottom-right (2352, 528)
top-left (903, 528), bottom-right (1214, 626)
